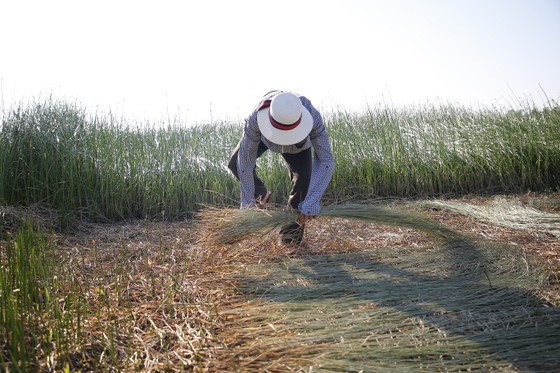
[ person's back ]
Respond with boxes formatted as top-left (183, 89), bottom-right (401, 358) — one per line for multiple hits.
top-left (227, 90), bottom-right (335, 246)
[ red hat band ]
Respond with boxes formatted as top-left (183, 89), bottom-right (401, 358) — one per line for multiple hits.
top-left (268, 111), bottom-right (302, 131)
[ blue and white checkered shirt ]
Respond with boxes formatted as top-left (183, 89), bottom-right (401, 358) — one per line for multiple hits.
top-left (237, 92), bottom-right (335, 216)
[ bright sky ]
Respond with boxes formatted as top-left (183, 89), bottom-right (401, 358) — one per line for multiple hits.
top-left (1, 0), bottom-right (559, 124)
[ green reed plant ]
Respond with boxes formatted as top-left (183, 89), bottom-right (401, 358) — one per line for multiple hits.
top-left (328, 103), bottom-right (560, 198)
top-left (217, 241), bottom-right (559, 372)
top-left (1, 98), bottom-right (559, 222)
top-left (197, 203), bottom-right (459, 245)
top-left (0, 222), bottom-right (84, 371)
top-left (0, 100), bottom-right (243, 222)
top-left (0, 216), bottom-right (219, 371)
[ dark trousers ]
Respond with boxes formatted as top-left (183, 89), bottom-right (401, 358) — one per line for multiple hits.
top-left (227, 141), bottom-right (312, 210)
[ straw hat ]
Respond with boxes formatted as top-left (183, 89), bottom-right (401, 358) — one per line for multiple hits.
top-left (257, 92), bottom-right (313, 146)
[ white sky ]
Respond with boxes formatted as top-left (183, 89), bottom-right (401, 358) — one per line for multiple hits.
top-left (1, 0), bottom-right (559, 124)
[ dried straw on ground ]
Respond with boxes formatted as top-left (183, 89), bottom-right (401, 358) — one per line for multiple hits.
top-left (194, 202), bottom-right (560, 372)
top-left (196, 203), bottom-right (459, 245)
top-left (2, 197), bottom-right (558, 371)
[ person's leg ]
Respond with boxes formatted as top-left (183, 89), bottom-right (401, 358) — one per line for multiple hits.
top-left (281, 147), bottom-right (312, 210)
top-left (227, 140), bottom-right (271, 201)
top-left (279, 148), bottom-right (312, 245)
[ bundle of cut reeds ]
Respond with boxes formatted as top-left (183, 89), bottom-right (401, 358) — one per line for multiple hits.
top-left (197, 203), bottom-right (460, 245)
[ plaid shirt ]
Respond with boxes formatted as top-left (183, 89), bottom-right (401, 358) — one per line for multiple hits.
top-left (237, 92), bottom-right (335, 216)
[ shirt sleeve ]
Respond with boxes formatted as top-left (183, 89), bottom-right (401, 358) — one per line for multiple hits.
top-left (237, 112), bottom-right (260, 209)
top-left (298, 101), bottom-right (335, 216)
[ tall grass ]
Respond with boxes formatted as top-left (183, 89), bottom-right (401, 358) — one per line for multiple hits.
top-left (0, 100), bottom-right (240, 222)
top-left (328, 103), bottom-right (560, 198)
top-left (1, 98), bottom-right (559, 222)
top-left (1, 97), bottom-right (558, 370)
top-left (0, 222), bottom-right (83, 371)
top-left (0, 218), bottom-right (219, 371)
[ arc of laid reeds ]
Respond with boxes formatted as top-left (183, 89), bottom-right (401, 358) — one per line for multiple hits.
top-left (196, 203), bottom-right (461, 245)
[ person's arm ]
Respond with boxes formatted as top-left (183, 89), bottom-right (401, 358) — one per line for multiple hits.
top-left (237, 113), bottom-right (261, 208)
top-left (297, 107), bottom-right (335, 216)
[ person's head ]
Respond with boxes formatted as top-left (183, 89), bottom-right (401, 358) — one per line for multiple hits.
top-left (257, 92), bottom-right (313, 146)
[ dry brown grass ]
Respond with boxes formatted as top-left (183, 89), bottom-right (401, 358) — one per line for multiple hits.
top-left (192, 197), bottom-right (559, 371)
top-left (4, 193), bottom-right (557, 371)
top-left (50, 220), bottom-right (218, 371)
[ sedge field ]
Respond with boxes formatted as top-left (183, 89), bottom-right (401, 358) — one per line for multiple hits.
top-left (1, 99), bottom-right (560, 371)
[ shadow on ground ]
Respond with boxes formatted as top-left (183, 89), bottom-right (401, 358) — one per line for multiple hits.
top-left (216, 234), bottom-right (560, 372)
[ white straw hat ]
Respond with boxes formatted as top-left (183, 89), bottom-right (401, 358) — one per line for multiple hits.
top-left (257, 92), bottom-right (313, 146)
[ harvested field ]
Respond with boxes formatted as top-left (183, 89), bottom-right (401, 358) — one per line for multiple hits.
top-left (1, 194), bottom-right (559, 371)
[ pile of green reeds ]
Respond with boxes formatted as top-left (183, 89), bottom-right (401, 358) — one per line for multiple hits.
top-left (197, 203), bottom-right (459, 245)
top-left (211, 245), bottom-right (559, 371)
top-left (207, 228), bottom-right (559, 372)
top-left (420, 197), bottom-right (560, 237)
top-left (197, 202), bottom-right (560, 371)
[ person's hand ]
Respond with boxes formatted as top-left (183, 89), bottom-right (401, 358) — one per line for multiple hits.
top-left (297, 213), bottom-right (316, 225)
